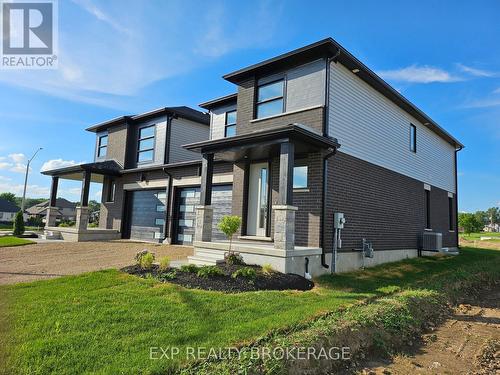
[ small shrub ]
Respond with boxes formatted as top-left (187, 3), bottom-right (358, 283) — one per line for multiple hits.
top-left (218, 215), bottom-right (241, 252)
top-left (159, 256), bottom-right (171, 271)
top-left (12, 211), bottom-right (25, 236)
top-left (197, 265), bottom-right (225, 278)
top-left (180, 264), bottom-right (198, 273)
top-left (135, 250), bottom-right (155, 270)
top-left (231, 267), bottom-right (257, 280)
top-left (261, 263), bottom-right (274, 275)
top-left (159, 270), bottom-right (177, 280)
top-left (224, 252), bottom-right (244, 265)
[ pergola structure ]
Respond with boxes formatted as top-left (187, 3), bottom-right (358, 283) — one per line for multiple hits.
top-left (41, 160), bottom-right (122, 241)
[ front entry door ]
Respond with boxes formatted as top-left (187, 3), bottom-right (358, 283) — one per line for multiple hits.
top-left (246, 162), bottom-right (269, 236)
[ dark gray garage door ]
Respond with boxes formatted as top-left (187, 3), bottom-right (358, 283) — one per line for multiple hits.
top-left (129, 189), bottom-right (166, 242)
top-left (175, 184), bottom-right (232, 245)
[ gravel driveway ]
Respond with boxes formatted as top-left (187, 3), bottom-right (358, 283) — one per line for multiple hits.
top-left (0, 241), bottom-right (193, 285)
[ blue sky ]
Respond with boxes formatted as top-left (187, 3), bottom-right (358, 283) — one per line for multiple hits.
top-left (0, 0), bottom-right (498, 212)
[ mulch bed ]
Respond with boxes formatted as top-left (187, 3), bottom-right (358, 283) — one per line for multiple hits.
top-left (122, 263), bottom-right (314, 293)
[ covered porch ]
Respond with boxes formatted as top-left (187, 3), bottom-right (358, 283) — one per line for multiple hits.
top-left (183, 124), bottom-right (340, 276)
top-left (41, 161), bottom-right (122, 242)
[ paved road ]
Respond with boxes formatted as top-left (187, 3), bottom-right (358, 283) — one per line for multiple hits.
top-left (0, 241), bottom-right (193, 285)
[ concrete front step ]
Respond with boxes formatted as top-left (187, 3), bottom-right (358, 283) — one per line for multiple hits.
top-left (41, 230), bottom-right (62, 240)
top-left (187, 255), bottom-right (224, 266)
top-left (195, 248), bottom-right (226, 260)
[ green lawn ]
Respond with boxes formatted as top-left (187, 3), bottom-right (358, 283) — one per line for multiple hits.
top-left (0, 236), bottom-right (35, 247)
top-left (0, 247), bottom-right (499, 375)
top-left (460, 231), bottom-right (500, 241)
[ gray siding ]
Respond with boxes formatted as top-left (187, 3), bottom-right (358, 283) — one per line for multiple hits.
top-left (169, 117), bottom-right (209, 163)
top-left (210, 103), bottom-right (237, 140)
top-left (285, 59), bottom-right (326, 112)
top-left (328, 62), bottom-right (456, 193)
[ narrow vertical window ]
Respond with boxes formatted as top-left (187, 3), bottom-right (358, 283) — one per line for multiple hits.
top-left (137, 125), bottom-right (155, 163)
top-left (448, 196), bottom-right (453, 230)
top-left (97, 134), bottom-right (108, 158)
top-left (410, 124), bottom-right (417, 153)
top-left (107, 180), bottom-right (115, 202)
top-left (425, 189), bottom-right (431, 229)
top-left (225, 110), bottom-right (237, 137)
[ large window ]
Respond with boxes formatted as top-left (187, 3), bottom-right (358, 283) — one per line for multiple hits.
top-left (256, 79), bottom-right (284, 119)
top-left (137, 125), bottom-right (155, 163)
top-left (293, 166), bottom-right (308, 189)
top-left (106, 180), bottom-right (115, 202)
top-left (410, 124), bottom-right (417, 153)
top-left (97, 134), bottom-right (108, 158)
top-left (225, 110), bottom-right (237, 137)
top-left (425, 189), bottom-right (431, 229)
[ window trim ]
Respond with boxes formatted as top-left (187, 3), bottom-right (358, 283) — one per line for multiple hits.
top-left (97, 134), bottom-right (108, 158)
top-left (224, 110), bottom-right (237, 137)
top-left (410, 124), bottom-right (417, 153)
top-left (137, 124), bottom-right (156, 164)
top-left (255, 78), bottom-right (285, 119)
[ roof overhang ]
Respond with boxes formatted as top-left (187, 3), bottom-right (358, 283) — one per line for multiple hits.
top-left (199, 93), bottom-right (238, 110)
top-left (41, 160), bottom-right (122, 182)
top-left (222, 37), bottom-right (463, 149)
top-left (183, 124), bottom-right (340, 162)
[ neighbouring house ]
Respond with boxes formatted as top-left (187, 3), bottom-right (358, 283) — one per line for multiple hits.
top-left (483, 223), bottom-right (500, 232)
top-left (41, 38), bottom-right (463, 275)
top-left (0, 198), bottom-right (19, 222)
top-left (26, 198), bottom-right (77, 223)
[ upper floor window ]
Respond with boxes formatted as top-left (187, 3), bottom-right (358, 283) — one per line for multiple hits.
top-left (225, 110), bottom-right (237, 137)
top-left (137, 125), bottom-right (155, 163)
top-left (256, 79), bottom-right (284, 119)
top-left (410, 124), bottom-right (417, 153)
top-left (97, 134), bottom-right (108, 158)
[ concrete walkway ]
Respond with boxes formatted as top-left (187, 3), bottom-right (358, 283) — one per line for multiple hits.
top-left (0, 240), bottom-right (193, 285)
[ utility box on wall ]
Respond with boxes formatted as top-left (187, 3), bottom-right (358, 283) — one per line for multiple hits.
top-left (334, 212), bottom-right (345, 229)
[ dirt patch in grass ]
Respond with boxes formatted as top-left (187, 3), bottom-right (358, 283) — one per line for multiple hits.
top-left (122, 263), bottom-right (314, 293)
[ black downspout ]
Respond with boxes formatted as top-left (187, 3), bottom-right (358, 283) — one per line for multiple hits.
top-left (320, 51), bottom-right (340, 269)
top-left (455, 145), bottom-right (463, 249)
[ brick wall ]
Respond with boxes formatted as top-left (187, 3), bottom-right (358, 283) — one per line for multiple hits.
top-left (324, 151), bottom-right (457, 253)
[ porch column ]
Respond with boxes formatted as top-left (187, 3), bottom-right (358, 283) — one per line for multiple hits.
top-left (45, 176), bottom-right (59, 228)
top-left (195, 153), bottom-right (214, 242)
top-left (273, 142), bottom-right (297, 251)
top-left (76, 170), bottom-right (91, 231)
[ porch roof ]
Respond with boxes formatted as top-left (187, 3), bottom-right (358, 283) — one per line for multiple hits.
top-left (183, 124), bottom-right (340, 162)
top-left (41, 160), bottom-right (122, 182)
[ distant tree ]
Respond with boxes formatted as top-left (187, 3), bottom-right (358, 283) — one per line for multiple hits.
top-left (486, 207), bottom-right (500, 225)
top-left (458, 213), bottom-right (482, 234)
top-left (0, 192), bottom-right (16, 204)
top-left (12, 211), bottom-right (25, 236)
top-left (474, 211), bottom-right (489, 226)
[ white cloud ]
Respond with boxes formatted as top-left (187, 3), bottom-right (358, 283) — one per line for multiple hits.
top-left (41, 159), bottom-right (84, 172)
top-left (493, 88), bottom-right (500, 94)
top-left (0, 175), bottom-right (12, 181)
top-left (456, 63), bottom-right (496, 77)
top-left (463, 97), bottom-right (500, 109)
top-left (0, 182), bottom-right (50, 198)
top-left (0, 162), bottom-right (12, 170)
top-left (378, 65), bottom-right (462, 83)
top-left (8, 153), bottom-right (26, 163)
top-left (9, 164), bottom-right (27, 174)
top-left (72, 0), bottom-right (132, 35)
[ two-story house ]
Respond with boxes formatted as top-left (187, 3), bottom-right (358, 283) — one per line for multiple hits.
top-left (184, 38), bottom-right (462, 275)
top-left (42, 38), bottom-right (462, 276)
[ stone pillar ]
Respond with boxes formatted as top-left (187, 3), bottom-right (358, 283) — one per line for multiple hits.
top-left (75, 206), bottom-right (90, 232)
top-left (273, 205), bottom-right (297, 251)
top-left (194, 205), bottom-right (213, 242)
top-left (45, 176), bottom-right (59, 228)
top-left (45, 207), bottom-right (58, 228)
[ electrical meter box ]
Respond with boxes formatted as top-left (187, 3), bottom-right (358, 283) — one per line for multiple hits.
top-left (334, 212), bottom-right (346, 229)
